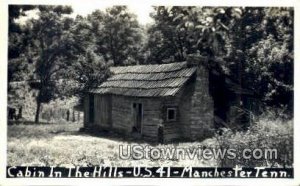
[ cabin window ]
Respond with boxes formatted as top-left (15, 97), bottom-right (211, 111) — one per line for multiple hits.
top-left (167, 107), bottom-right (177, 121)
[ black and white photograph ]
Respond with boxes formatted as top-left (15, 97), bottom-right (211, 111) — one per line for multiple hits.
top-left (1, 0), bottom-right (299, 185)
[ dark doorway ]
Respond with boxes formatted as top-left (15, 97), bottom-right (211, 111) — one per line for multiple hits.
top-left (132, 103), bottom-right (143, 133)
top-left (89, 94), bottom-right (95, 123)
top-left (158, 126), bottom-right (164, 143)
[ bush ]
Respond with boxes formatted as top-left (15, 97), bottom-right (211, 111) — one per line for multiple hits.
top-left (215, 112), bottom-right (293, 167)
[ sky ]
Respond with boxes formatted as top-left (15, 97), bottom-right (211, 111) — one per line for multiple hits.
top-left (71, 3), bottom-right (154, 24)
top-left (17, 3), bottom-right (154, 25)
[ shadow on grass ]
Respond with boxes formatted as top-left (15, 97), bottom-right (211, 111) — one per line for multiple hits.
top-left (77, 127), bottom-right (201, 145)
top-left (7, 120), bottom-right (81, 126)
top-left (77, 127), bottom-right (160, 145)
top-left (8, 120), bottom-right (204, 145)
top-left (8, 120), bottom-right (55, 125)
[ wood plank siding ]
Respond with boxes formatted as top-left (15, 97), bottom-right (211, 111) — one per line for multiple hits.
top-left (84, 55), bottom-right (215, 143)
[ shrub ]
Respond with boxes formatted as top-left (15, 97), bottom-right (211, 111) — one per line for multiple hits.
top-left (215, 112), bottom-right (293, 167)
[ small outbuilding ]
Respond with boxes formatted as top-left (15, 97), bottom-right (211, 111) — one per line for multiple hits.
top-left (84, 55), bottom-right (214, 143)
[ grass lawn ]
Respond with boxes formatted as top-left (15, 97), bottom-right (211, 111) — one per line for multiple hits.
top-left (7, 122), bottom-right (218, 167)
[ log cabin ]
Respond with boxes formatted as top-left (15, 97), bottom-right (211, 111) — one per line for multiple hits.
top-left (83, 55), bottom-right (215, 143)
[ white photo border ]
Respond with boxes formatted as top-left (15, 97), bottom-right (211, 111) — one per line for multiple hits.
top-left (0, 0), bottom-right (299, 185)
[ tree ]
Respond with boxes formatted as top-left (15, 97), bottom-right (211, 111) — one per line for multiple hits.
top-left (8, 5), bottom-right (36, 82)
top-left (68, 47), bottom-right (111, 106)
top-left (145, 7), bottom-right (230, 64)
top-left (57, 14), bottom-right (111, 106)
top-left (243, 8), bottom-right (293, 112)
top-left (62, 6), bottom-right (144, 106)
top-left (27, 5), bottom-right (73, 123)
top-left (91, 6), bottom-right (143, 66)
top-left (145, 6), bottom-right (293, 116)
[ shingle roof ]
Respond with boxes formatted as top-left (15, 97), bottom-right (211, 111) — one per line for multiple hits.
top-left (90, 62), bottom-right (197, 97)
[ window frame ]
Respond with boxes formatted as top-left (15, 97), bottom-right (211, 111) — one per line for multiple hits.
top-left (166, 107), bottom-right (177, 122)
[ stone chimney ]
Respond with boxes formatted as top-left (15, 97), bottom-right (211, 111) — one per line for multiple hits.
top-left (186, 54), bottom-right (208, 68)
top-left (186, 54), bottom-right (214, 140)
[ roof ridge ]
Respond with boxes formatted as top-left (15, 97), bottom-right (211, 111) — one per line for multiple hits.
top-left (110, 67), bottom-right (194, 76)
top-left (109, 62), bottom-right (188, 74)
top-left (92, 87), bottom-right (181, 90)
top-left (106, 77), bottom-right (192, 82)
top-left (110, 61), bottom-right (187, 69)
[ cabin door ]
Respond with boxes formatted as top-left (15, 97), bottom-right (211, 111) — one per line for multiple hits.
top-left (89, 94), bottom-right (95, 123)
top-left (98, 95), bottom-right (112, 127)
top-left (132, 103), bottom-right (143, 134)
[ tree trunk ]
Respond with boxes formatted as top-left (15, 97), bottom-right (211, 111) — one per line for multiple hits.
top-left (35, 100), bottom-right (41, 124)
